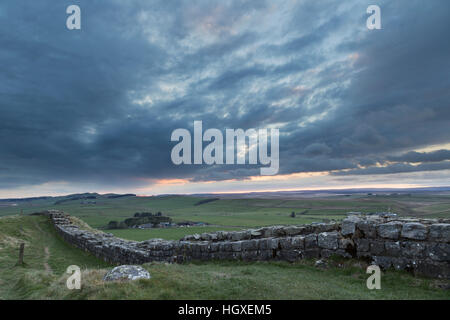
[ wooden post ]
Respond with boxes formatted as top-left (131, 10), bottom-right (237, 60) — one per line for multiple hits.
top-left (18, 243), bottom-right (25, 265)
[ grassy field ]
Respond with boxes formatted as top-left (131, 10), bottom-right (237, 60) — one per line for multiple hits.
top-left (0, 215), bottom-right (110, 299)
top-left (0, 215), bottom-right (448, 300)
top-left (1, 193), bottom-right (449, 241)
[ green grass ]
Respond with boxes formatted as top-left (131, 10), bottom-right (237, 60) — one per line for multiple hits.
top-left (48, 260), bottom-right (450, 300)
top-left (0, 215), bottom-right (110, 299)
top-left (0, 215), bottom-right (449, 300)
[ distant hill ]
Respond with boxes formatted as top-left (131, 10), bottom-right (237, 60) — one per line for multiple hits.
top-left (0, 196), bottom-right (53, 203)
top-left (188, 186), bottom-right (450, 199)
top-left (2, 187), bottom-right (449, 202)
top-left (54, 194), bottom-right (98, 205)
top-left (0, 193), bottom-right (136, 203)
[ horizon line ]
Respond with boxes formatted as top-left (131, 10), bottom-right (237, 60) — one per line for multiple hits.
top-left (1, 185), bottom-right (450, 201)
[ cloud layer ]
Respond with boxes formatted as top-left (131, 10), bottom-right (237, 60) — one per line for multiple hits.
top-left (0, 0), bottom-right (449, 195)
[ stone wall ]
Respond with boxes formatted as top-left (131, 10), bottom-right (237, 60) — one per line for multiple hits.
top-left (40, 210), bottom-right (449, 278)
top-left (341, 215), bottom-right (449, 278)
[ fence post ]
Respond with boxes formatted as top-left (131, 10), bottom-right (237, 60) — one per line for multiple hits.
top-left (17, 243), bottom-right (25, 265)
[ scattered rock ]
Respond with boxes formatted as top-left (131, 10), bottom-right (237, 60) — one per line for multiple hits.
top-left (103, 265), bottom-right (151, 281)
top-left (315, 259), bottom-right (327, 268)
top-left (436, 282), bottom-right (450, 290)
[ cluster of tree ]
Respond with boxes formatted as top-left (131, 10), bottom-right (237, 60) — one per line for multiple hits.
top-left (107, 194), bottom-right (136, 199)
top-left (194, 198), bottom-right (219, 206)
top-left (133, 212), bottom-right (162, 217)
top-left (290, 210), bottom-right (308, 218)
top-left (107, 221), bottom-right (127, 229)
top-left (106, 212), bottom-right (171, 229)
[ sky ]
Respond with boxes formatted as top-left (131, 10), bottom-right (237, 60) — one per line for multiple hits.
top-left (0, 0), bottom-right (449, 198)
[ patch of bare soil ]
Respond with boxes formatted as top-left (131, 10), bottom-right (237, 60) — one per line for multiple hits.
top-left (44, 247), bottom-right (51, 273)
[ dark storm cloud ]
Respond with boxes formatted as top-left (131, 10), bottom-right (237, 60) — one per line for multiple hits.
top-left (387, 150), bottom-right (450, 163)
top-left (0, 0), bottom-right (449, 191)
top-left (332, 161), bottom-right (450, 176)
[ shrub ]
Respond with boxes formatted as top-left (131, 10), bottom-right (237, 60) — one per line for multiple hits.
top-left (107, 221), bottom-right (118, 229)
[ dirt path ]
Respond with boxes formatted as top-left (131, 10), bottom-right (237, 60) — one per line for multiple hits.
top-left (43, 247), bottom-right (51, 273)
top-left (33, 220), bottom-right (52, 273)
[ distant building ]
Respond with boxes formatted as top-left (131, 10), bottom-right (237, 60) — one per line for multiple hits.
top-left (138, 223), bottom-right (154, 229)
top-left (159, 222), bottom-right (171, 228)
top-left (347, 211), bottom-right (397, 217)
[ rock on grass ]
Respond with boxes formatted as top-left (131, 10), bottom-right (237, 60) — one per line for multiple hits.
top-left (103, 265), bottom-right (151, 281)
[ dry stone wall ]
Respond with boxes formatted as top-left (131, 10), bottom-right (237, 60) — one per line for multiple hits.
top-left (40, 210), bottom-right (449, 278)
top-left (341, 215), bottom-right (450, 278)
